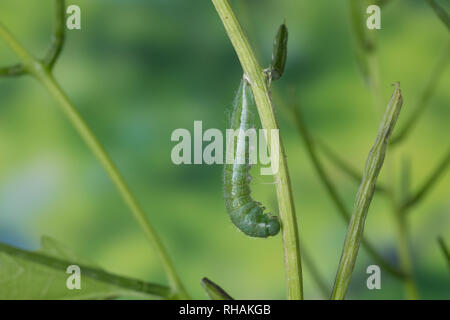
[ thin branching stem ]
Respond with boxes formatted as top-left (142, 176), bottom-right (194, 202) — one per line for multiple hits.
top-left (425, 0), bottom-right (450, 30)
top-left (389, 160), bottom-right (419, 299)
top-left (332, 83), bottom-right (403, 299)
top-left (310, 117), bottom-right (450, 217)
top-left (0, 21), bottom-right (189, 299)
top-left (44, 0), bottom-right (66, 69)
top-left (348, 0), bottom-right (383, 112)
top-left (378, 0), bottom-right (395, 7)
top-left (437, 236), bottom-right (450, 269)
top-left (211, 0), bottom-right (303, 299)
top-left (316, 139), bottom-right (389, 194)
top-left (0, 242), bottom-right (171, 299)
top-left (0, 0), bottom-right (66, 76)
top-left (301, 246), bottom-right (330, 298)
top-left (0, 63), bottom-right (24, 77)
top-left (392, 208), bottom-right (419, 299)
top-left (402, 148), bottom-right (450, 210)
top-left (391, 42), bottom-right (449, 145)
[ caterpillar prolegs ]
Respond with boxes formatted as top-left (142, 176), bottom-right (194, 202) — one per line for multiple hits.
top-left (223, 77), bottom-right (281, 238)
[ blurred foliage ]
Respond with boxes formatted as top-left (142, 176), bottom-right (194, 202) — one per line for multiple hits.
top-left (0, 0), bottom-right (449, 299)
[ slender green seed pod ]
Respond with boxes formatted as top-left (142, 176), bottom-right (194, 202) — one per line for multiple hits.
top-left (223, 78), bottom-right (281, 238)
top-left (270, 23), bottom-right (288, 81)
top-left (332, 82), bottom-right (404, 300)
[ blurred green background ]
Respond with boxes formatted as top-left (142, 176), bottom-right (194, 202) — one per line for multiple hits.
top-left (0, 0), bottom-right (448, 299)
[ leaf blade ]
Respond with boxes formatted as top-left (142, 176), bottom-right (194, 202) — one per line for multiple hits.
top-left (0, 238), bottom-right (170, 300)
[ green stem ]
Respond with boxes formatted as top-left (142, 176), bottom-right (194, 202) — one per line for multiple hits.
top-left (301, 246), bottom-right (330, 298)
top-left (0, 22), bottom-right (189, 299)
top-left (44, 0), bottom-right (66, 69)
top-left (0, 63), bottom-right (24, 77)
top-left (0, 242), bottom-right (171, 299)
top-left (392, 207), bottom-right (419, 299)
top-left (378, 0), bottom-right (395, 7)
top-left (211, 0), bottom-right (303, 299)
top-left (425, 0), bottom-right (450, 30)
top-left (277, 93), bottom-right (404, 279)
top-left (367, 49), bottom-right (383, 113)
top-left (316, 139), bottom-right (389, 195)
top-left (437, 236), bottom-right (450, 269)
top-left (348, 0), bottom-right (383, 112)
top-left (331, 83), bottom-right (403, 299)
top-left (390, 42), bottom-right (449, 145)
top-left (392, 156), bottom-right (419, 299)
top-left (402, 148), bottom-right (450, 210)
top-left (36, 71), bottom-right (189, 299)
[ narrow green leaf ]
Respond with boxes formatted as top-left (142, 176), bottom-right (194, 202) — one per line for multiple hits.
top-left (201, 277), bottom-right (233, 300)
top-left (0, 237), bottom-right (171, 299)
top-left (331, 83), bottom-right (403, 300)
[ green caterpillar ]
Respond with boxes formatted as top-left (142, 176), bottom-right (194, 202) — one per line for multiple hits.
top-left (223, 77), bottom-right (281, 238)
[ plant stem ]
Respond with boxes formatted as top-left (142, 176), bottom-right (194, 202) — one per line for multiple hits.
top-left (301, 246), bottom-right (330, 298)
top-left (316, 139), bottom-right (389, 194)
top-left (292, 103), bottom-right (404, 277)
top-left (44, 0), bottom-right (66, 69)
top-left (390, 42), bottom-right (449, 145)
top-left (0, 63), bottom-right (24, 77)
top-left (392, 206), bottom-right (419, 299)
top-left (36, 71), bottom-right (189, 299)
top-left (392, 156), bottom-right (419, 299)
top-left (425, 0), bottom-right (450, 31)
top-left (286, 100), bottom-right (404, 279)
top-left (0, 242), bottom-right (171, 299)
top-left (348, 0), bottom-right (383, 112)
top-left (201, 278), bottom-right (234, 300)
top-left (367, 49), bottom-right (383, 112)
top-left (0, 22), bottom-right (189, 299)
top-left (331, 83), bottom-right (403, 299)
top-left (402, 148), bottom-right (450, 210)
top-left (211, 0), bottom-right (303, 299)
top-left (437, 236), bottom-right (450, 269)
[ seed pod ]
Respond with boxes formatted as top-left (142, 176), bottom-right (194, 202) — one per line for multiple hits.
top-left (270, 23), bottom-right (288, 81)
top-left (223, 77), bottom-right (281, 238)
